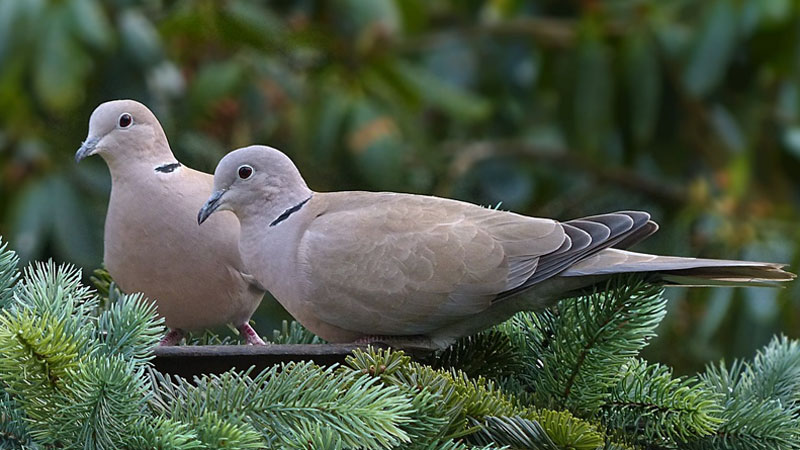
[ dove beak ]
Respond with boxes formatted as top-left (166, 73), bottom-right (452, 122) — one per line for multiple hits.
top-left (198, 189), bottom-right (226, 225)
top-left (75, 137), bottom-right (100, 163)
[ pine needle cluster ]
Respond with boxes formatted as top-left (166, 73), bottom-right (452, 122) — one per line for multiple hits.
top-left (1, 237), bottom-right (799, 449)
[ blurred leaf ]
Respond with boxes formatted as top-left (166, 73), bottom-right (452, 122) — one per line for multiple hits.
top-left (726, 153), bottom-right (751, 199)
top-left (422, 34), bottom-right (478, 89)
top-left (623, 30), bottom-right (661, 147)
top-left (188, 61), bottom-right (245, 116)
top-left (51, 175), bottom-right (100, 269)
top-left (175, 131), bottom-right (227, 170)
top-left (390, 60), bottom-right (491, 122)
top-left (683, 0), bottom-right (738, 97)
top-left (696, 288), bottom-right (734, 343)
top-left (34, 8), bottom-right (90, 112)
top-left (452, 157), bottom-right (534, 211)
top-left (563, 22), bottom-right (614, 155)
top-left (330, 0), bottom-right (401, 43)
top-left (9, 178), bottom-right (54, 264)
top-left (744, 286), bottom-right (780, 324)
top-left (394, 0), bottom-right (428, 33)
top-left (119, 8), bottom-right (163, 67)
top-left (311, 89), bottom-right (352, 162)
top-left (710, 104), bottom-right (745, 152)
top-left (0, 0), bottom-right (22, 66)
top-left (146, 61), bottom-right (186, 97)
top-left (782, 126), bottom-right (800, 160)
top-left (741, 0), bottom-right (792, 35)
top-left (220, 0), bottom-right (286, 48)
top-left (67, 0), bottom-right (113, 50)
top-left (346, 97), bottom-right (406, 190)
top-left (0, 0), bottom-right (46, 66)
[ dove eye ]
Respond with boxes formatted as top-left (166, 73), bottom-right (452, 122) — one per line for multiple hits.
top-left (118, 113), bottom-right (133, 128)
top-left (238, 165), bottom-right (254, 180)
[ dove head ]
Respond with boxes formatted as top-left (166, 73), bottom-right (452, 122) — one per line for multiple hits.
top-left (198, 145), bottom-right (312, 225)
top-left (75, 100), bottom-right (173, 170)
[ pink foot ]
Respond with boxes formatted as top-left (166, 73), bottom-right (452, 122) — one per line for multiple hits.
top-left (159, 329), bottom-right (184, 346)
top-left (238, 323), bottom-right (266, 345)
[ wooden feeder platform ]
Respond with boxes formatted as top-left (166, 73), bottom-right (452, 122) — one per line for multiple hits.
top-left (153, 344), bottom-right (369, 378)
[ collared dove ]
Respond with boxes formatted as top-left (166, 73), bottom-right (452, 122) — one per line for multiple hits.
top-left (198, 145), bottom-right (795, 350)
top-left (76, 100), bottom-right (266, 345)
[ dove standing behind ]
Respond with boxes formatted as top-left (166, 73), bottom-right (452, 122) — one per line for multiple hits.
top-left (198, 145), bottom-right (795, 350)
top-left (76, 100), bottom-right (266, 345)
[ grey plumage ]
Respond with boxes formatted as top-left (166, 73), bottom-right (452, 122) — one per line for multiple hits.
top-left (199, 145), bottom-right (795, 350)
top-left (77, 100), bottom-right (266, 345)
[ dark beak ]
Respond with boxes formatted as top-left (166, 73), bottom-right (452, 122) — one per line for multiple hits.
top-left (198, 189), bottom-right (225, 225)
top-left (75, 137), bottom-right (100, 163)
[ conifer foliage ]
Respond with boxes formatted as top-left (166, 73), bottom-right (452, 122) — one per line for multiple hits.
top-left (0, 236), bottom-right (798, 449)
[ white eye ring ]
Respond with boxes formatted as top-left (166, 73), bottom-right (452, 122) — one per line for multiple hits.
top-left (237, 164), bottom-right (254, 180)
top-left (118, 113), bottom-right (133, 128)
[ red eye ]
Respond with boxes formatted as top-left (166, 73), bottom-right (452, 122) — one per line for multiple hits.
top-left (118, 113), bottom-right (132, 128)
top-left (238, 165), bottom-right (253, 179)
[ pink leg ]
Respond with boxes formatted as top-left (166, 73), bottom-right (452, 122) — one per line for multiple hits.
top-left (159, 329), bottom-right (184, 346)
top-left (239, 323), bottom-right (266, 345)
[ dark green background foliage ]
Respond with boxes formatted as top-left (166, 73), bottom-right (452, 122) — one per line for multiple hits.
top-left (1, 0), bottom-right (799, 372)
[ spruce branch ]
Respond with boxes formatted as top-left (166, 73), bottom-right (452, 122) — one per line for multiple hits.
top-left (148, 361), bottom-right (414, 449)
top-left (195, 411), bottom-right (264, 449)
top-left (0, 390), bottom-right (32, 448)
top-left (268, 319), bottom-right (326, 344)
top-left (278, 422), bottom-right (347, 449)
top-left (743, 335), bottom-right (800, 411)
top-left (89, 267), bottom-right (119, 311)
top-left (527, 408), bottom-right (607, 449)
top-left (184, 330), bottom-right (238, 345)
top-left (11, 262), bottom-right (97, 351)
top-left (347, 347), bottom-right (611, 449)
top-left (50, 356), bottom-right (150, 449)
top-left (691, 360), bottom-right (800, 449)
top-left (528, 278), bottom-right (667, 415)
top-left (0, 309), bottom-right (82, 443)
top-left (431, 329), bottom-right (525, 380)
top-left (469, 416), bottom-right (560, 449)
top-left (0, 239), bottom-right (19, 310)
top-left (123, 416), bottom-right (203, 449)
top-left (95, 292), bottom-right (164, 363)
top-left (601, 359), bottom-right (722, 447)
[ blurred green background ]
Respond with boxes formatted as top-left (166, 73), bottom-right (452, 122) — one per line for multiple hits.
top-left (1, 0), bottom-right (799, 373)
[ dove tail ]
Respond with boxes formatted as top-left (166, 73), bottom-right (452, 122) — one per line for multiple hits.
top-left (560, 249), bottom-right (795, 287)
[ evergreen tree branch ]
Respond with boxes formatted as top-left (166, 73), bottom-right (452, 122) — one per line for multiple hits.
top-left (347, 346), bottom-right (611, 449)
top-left (268, 319), bottom-right (326, 344)
top-left (601, 359), bottom-right (722, 447)
top-left (430, 329), bottom-right (525, 380)
top-left (0, 239), bottom-right (19, 310)
top-left (690, 360), bottom-right (800, 449)
top-left (123, 416), bottom-right (204, 449)
top-left (95, 292), bottom-right (164, 364)
top-left (11, 262), bottom-right (96, 352)
top-left (148, 361), bottom-right (414, 449)
top-left (0, 390), bottom-right (32, 449)
top-left (528, 278), bottom-right (667, 415)
top-left (469, 416), bottom-right (560, 449)
top-left (743, 335), bottom-right (800, 412)
top-left (0, 309), bottom-right (82, 444)
top-left (50, 356), bottom-right (150, 449)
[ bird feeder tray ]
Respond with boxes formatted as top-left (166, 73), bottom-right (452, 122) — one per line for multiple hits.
top-left (153, 344), bottom-right (368, 378)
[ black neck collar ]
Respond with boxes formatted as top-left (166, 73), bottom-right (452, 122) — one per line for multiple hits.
top-left (270, 195), bottom-right (312, 227)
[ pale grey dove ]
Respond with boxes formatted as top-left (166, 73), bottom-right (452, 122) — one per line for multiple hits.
top-left (76, 100), bottom-right (266, 345)
top-left (198, 145), bottom-right (795, 350)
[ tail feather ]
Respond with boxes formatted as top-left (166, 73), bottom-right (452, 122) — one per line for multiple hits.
top-left (561, 249), bottom-right (795, 287)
